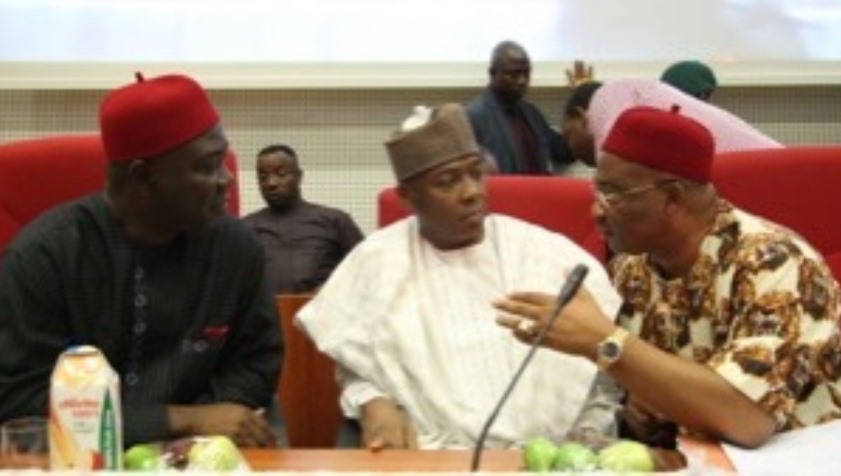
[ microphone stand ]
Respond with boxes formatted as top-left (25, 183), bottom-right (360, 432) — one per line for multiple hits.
top-left (469, 264), bottom-right (589, 472)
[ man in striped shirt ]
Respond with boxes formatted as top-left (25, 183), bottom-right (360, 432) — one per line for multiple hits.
top-left (562, 77), bottom-right (781, 167)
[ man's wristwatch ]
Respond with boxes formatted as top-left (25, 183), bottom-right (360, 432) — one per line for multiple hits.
top-left (596, 327), bottom-right (630, 371)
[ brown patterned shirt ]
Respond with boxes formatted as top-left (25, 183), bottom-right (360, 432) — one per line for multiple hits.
top-left (612, 201), bottom-right (841, 431)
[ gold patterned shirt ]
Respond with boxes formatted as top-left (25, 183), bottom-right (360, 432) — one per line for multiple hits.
top-left (612, 201), bottom-right (841, 431)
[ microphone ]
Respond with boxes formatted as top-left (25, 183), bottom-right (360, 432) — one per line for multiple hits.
top-left (470, 263), bottom-right (589, 472)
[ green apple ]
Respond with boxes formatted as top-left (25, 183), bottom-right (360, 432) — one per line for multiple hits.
top-left (187, 436), bottom-right (241, 471)
top-left (522, 437), bottom-right (558, 472)
top-left (597, 439), bottom-right (655, 472)
top-left (123, 443), bottom-right (161, 471)
top-left (553, 441), bottom-right (598, 472)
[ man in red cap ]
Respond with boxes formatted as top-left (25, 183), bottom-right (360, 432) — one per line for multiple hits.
top-left (496, 106), bottom-right (841, 449)
top-left (0, 73), bottom-right (281, 448)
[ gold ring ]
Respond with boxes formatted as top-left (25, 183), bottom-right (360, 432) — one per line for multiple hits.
top-left (516, 319), bottom-right (537, 336)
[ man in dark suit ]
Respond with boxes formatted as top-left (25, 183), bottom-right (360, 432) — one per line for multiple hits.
top-left (466, 41), bottom-right (574, 175)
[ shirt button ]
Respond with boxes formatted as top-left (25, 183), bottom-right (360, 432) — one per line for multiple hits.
top-left (133, 321), bottom-right (147, 335)
top-left (134, 294), bottom-right (148, 308)
top-left (125, 372), bottom-right (140, 386)
top-left (193, 341), bottom-right (208, 353)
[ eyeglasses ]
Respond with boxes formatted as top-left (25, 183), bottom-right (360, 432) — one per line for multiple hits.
top-left (593, 180), bottom-right (678, 210)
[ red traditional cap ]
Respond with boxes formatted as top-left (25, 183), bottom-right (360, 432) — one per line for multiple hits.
top-left (602, 105), bottom-right (714, 183)
top-left (99, 73), bottom-right (220, 163)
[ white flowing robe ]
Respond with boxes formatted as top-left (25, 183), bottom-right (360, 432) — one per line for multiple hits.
top-left (296, 214), bottom-right (622, 449)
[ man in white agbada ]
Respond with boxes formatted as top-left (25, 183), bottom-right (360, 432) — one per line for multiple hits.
top-left (296, 103), bottom-right (622, 449)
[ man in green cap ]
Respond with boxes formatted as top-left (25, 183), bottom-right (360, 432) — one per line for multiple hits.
top-left (661, 60), bottom-right (718, 101)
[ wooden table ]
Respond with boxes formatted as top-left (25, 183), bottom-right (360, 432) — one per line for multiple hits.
top-left (243, 449), bottom-right (517, 472)
top-left (678, 437), bottom-right (736, 472)
top-left (0, 444), bottom-right (735, 473)
top-left (243, 441), bottom-right (736, 472)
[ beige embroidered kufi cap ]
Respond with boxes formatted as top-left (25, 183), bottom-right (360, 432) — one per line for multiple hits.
top-left (385, 103), bottom-right (479, 181)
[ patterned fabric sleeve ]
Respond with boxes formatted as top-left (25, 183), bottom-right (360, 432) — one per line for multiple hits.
top-left (611, 205), bottom-right (841, 433)
top-left (707, 234), bottom-right (840, 429)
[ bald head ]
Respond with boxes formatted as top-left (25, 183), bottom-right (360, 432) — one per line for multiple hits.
top-left (490, 41), bottom-right (529, 72)
top-left (488, 41), bottom-right (531, 104)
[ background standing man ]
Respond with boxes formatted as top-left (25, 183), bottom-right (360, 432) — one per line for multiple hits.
top-left (243, 144), bottom-right (363, 294)
top-left (466, 41), bottom-right (574, 175)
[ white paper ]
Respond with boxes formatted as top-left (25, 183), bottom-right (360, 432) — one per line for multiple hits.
top-left (723, 419), bottom-right (841, 476)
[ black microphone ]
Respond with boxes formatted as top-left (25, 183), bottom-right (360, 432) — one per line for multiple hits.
top-left (470, 263), bottom-right (589, 472)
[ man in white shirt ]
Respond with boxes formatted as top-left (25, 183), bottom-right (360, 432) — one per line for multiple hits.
top-left (296, 103), bottom-right (621, 449)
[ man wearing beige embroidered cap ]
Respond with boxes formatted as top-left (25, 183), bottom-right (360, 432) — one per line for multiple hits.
top-left (296, 103), bottom-right (622, 449)
top-left (496, 106), bottom-right (841, 449)
top-left (0, 73), bottom-right (281, 448)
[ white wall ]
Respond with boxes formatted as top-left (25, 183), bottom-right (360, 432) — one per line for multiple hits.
top-left (2, 0), bottom-right (841, 88)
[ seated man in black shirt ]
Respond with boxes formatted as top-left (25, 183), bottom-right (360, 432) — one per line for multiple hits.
top-left (0, 73), bottom-right (281, 447)
top-left (243, 144), bottom-right (363, 294)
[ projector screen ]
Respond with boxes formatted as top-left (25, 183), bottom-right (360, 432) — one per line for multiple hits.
top-left (2, 0), bottom-right (841, 89)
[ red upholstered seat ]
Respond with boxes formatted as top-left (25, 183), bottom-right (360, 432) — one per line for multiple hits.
top-left (377, 176), bottom-right (606, 263)
top-left (0, 135), bottom-right (106, 252)
top-left (0, 134), bottom-right (241, 252)
top-left (712, 147), bottom-right (841, 284)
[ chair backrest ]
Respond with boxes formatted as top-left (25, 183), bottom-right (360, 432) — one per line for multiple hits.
top-left (275, 294), bottom-right (343, 448)
top-left (0, 134), bottom-right (241, 252)
top-left (0, 135), bottom-right (106, 251)
top-left (377, 175), bottom-right (606, 263)
top-left (712, 146), bottom-right (841, 283)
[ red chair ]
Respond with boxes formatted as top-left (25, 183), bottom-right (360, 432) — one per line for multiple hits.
top-left (275, 294), bottom-right (343, 448)
top-left (713, 147), bottom-right (841, 283)
top-left (377, 175), bottom-right (606, 263)
top-left (0, 134), bottom-right (241, 252)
